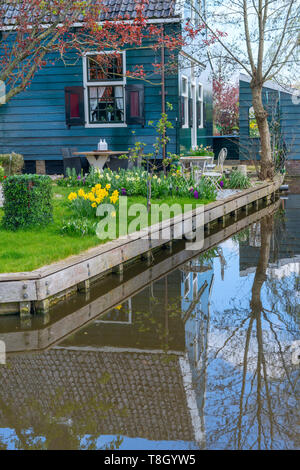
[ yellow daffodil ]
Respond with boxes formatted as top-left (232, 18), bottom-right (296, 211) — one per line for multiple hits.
top-left (106, 184), bottom-right (111, 190)
top-left (68, 192), bottom-right (77, 201)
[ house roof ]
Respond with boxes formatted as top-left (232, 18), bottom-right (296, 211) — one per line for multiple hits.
top-left (0, 349), bottom-right (195, 444)
top-left (240, 73), bottom-right (294, 95)
top-left (2, 0), bottom-right (179, 26)
top-left (101, 0), bottom-right (177, 20)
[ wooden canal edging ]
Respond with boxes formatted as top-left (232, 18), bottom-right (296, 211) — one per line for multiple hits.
top-left (0, 177), bottom-right (282, 316)
top-left (0, 200), bottom-right (281, 354)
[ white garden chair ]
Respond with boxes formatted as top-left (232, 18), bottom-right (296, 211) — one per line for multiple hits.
top-left (202, 169), bottom-right (223, 191)
top-left (217, 147), bottom-right (228, 173)
top-left (201, 148), bottom-right (227, 191)
top-left (205, 156), bottom-right (216, 171)
top-left (193, 159), bottom-right (208, 183)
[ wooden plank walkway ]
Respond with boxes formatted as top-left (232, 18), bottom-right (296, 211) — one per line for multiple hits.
top-left (0, 177), bottom-right (282, 315)
top-left (1, 199), bottom-right (281, 353)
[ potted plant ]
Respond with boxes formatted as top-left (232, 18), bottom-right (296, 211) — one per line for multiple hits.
top-left (185, 145), bottom-right (215, 158)
top-left (231, 126), bottom-right (239, 136)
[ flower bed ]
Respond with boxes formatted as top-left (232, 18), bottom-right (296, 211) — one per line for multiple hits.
top-left (58, 167), bottom-right (218, 201)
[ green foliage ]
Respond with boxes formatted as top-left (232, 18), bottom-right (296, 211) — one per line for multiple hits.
top-left (232, 228), bottom-right (250, 243)
top-left (57, 168), bottom-right (84, 187)
top-left (186, 145), bottom-right (214, 157)
top-left (58, 167), bottom-right (217, 202)
top-left (0, 165), bottom-right (4, 182)
top-left (228, 170), bottom-right (251, 189)
top-left (2, 174), bottom-right (53, 230)
top-left (0, 153), bottom-right (24, 175)
top-left (61, 218), bottom-right (97, 237)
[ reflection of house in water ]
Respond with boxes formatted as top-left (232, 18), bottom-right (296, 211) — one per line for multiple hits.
top-left (239, 195), bottom-right (300, 278)
top-left (0, 349), bottom-right (196, 449)
top-left (0, 251), bottom-right (217, 450)
top-left (179, 254), bottom-right (215, 449)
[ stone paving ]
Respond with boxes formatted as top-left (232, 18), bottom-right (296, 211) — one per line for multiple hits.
top-left (216, 188), bottom-right (242, 200)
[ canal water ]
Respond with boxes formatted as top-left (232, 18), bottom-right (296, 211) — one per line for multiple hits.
top-left (0, 190), bottom-right (299, 450)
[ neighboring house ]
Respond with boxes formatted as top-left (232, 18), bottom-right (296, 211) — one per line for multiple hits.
top-left (239, 74), bottom-right (300, 175)
top-left (0, 0), bottom-right (213, 174)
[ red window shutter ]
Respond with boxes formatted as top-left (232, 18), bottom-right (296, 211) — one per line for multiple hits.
top-left (130, 91), bottom-right (139, 117)
top-left (65, 86), bottom-right (85, 127)
top-left (125, 84), bottom-right (145, 125)
top-left (70, 93), bottom-right (80, 118)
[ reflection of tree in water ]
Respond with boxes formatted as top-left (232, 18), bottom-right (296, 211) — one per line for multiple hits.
top-left (206, 214), bottom-right (299, 450)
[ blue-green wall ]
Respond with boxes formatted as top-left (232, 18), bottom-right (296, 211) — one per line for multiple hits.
top-left (239, 78), bottom-right (300, 161)
top-left (0, 23), bottom-right (214, 169)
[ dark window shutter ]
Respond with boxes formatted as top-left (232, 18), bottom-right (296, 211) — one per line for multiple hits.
top-left (189, 98), bottom-right (193, 128)
top-left (65, 86), bottom-right (85, 127)
top-left (126, 84), bottom-right (145, 125)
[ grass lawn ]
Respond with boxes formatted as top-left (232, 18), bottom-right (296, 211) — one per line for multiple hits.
top-left (0, 184), bottom-right (212, 274)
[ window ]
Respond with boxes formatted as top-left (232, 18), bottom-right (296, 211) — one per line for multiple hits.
top-left (83, 52), bottom-right (126, 127)
top-left (249, 106), bottom-right (259, 137)
top-left (197, 83), bottom-right (203, 128)
top-left (181, 76), bottom-right (189, 128)
top-left (184, 273), bottom-right (190, 299)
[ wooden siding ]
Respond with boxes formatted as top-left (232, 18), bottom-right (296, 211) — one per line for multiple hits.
top-left (239, 78), bottom-right (300, 161)
top-left (213, 136), bottom-right (239, 160)
top-left (0, 29), bottom-right (180, 163)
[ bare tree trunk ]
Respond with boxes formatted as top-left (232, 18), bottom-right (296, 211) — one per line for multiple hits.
top-left (251, 83), bottom-right (275, 180)
top-left (250, 215), bottom-right (273, 313)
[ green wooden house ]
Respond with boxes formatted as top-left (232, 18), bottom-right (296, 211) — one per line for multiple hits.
top-left (0, 0), bottom-right (213, 174)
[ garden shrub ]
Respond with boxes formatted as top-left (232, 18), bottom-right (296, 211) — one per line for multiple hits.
top-left (0, 153), bottom-right (24, 175)
top-left (2, 174), bottom-right (53, 230)
top-left (228, 170), bottom-right (251, 189)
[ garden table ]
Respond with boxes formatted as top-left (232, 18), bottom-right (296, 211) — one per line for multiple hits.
top-left (73, 150), bottom-right (129, 171)
top-left (180, 156), bottom-right (214, 182)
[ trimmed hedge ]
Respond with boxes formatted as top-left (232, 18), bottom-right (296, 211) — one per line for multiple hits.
top-left (2, 174), bottom-right (53, 230)
top-left (0, 153), bottom-right (24, 175)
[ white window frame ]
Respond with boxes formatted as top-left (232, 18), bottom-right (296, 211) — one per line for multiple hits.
top-left (184, 273), bottom-right (190, 300)
top-left (181, 75), bottom-right (189, 129)
top-left (197, 82), bottom-right (204, 129)
top-left (83, 50), bottom-right (127, 128)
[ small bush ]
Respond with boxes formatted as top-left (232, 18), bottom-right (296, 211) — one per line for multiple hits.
top-left (228, 170), bottom-right (251, 189)
top-left (0, 153), bottom-right (24, 175)
top-left (2, 174), bottom-right (53, 230)
top-left (0, 165), bottom-right (4, 182)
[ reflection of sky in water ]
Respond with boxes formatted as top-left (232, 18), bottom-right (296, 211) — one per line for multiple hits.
top-left (0, 199), bottom-right (299, 450)
top-left (210, 238), bottom-right (298, 337)
top-left (0, 428), bottom-right (198, 451)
